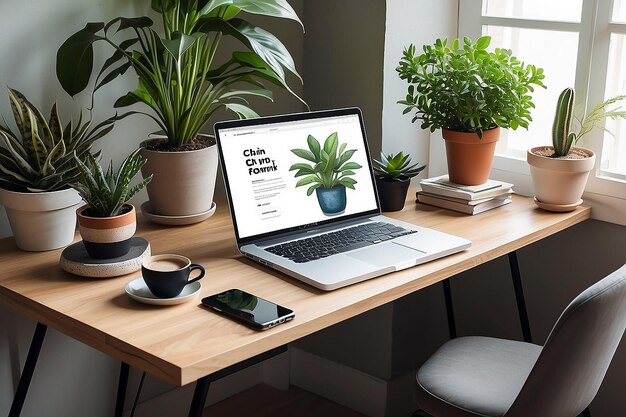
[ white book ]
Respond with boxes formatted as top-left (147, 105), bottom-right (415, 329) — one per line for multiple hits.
top-left (419, 175), bottom-right (514, 201)
top-left (416, 192), bottom-right (513, 215)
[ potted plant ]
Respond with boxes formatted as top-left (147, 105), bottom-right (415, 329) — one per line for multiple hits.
top-left (289, 132), bottom-right (362, 215)
top-left (0, 88), bottom-right (115, 251)
top-left (71, 149), bottom-right (152, 259)
top-left (528, 87), bottom-right (626, 211)
top-left (373, 151), bottom-right (426, 212)
top-left (56, 0), bottom-right (305, 220)
top-left (397, 36), bottom-right (546, 185)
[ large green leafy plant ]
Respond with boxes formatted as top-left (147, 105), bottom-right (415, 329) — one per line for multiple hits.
top-left (0, 88), bottom-right (115, 192)
top-left (71, 149), bottom-right (152, 217)
top-left (551, 87), bottom-right (626, 157)
top-left (289, 132), bottom-right (362, 196)
top-left (56, 0), bottom-right (305, 149)
top-left (397, 36), bottom-right (546, 138)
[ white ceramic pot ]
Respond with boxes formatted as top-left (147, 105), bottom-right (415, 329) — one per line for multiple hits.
top-left (0, 187), bottom-right (81, 251)
top-left (527, 146), bottom-right (596, 210)
top-left (139, 136), bottom-right (218, 217)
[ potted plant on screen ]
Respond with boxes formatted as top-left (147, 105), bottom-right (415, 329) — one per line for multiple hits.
top-left (289, 132), bottom-right (362, 215)
top-left (373, 151), bottom-right (426, 212)
top-left (71, 149), bottom-right (152, 259)
top-left (56, 0), bottom-right (305, 221)
top-left (0, 88), bottom-right (115, 251)
top-left (397, 36), bottom-right (546, 185)
top-left (528, 87), bottom-right (626, 211)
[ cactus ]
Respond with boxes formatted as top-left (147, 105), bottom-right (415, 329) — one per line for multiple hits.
top-left (552, 88), bottom-right (577, 157)
top-left (550, 87), bottom-right (626, 157)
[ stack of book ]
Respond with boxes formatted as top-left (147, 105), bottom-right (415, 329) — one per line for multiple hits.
top-left (417, 175), bottom-right (513, 215)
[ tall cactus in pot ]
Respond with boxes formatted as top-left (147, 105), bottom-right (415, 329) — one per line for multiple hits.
top-left (552, 87), bottom-right (576, 157)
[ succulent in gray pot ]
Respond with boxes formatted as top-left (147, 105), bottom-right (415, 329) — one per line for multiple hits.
top-left (528, 87), bottom-right (626, 211)
top-left (57, 0), bottom-right (305, 220)
top-left (71, 149), bottom-right (152, 259)
top-left (373, 152), bottom-right (426, 212)
top-left (0, 88), bottom-right (115, 251)
top-left (397, 36), bottom-right (545, 185)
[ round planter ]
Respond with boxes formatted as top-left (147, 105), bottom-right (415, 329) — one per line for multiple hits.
top-left (442, 127), bottom-right (500, 186)
top-left (527, 146), bottom-right (595, 210)
top-left (0, 187), bottom-right (81, 251)
top-left (77, 204), bottom-right (137, 259)
top-left (315, 185), bottom-right (347, 215)
top-left (375, 177), bottom-right (410, 212)
top-left (140, 135), bottom-right (218, 217)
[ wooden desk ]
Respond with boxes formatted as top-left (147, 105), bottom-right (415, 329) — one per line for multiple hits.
top-left (0, 194), bottom-right (590, 414)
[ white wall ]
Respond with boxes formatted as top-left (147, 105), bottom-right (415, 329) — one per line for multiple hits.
top-left (381, 0), bottom-right (458, 178)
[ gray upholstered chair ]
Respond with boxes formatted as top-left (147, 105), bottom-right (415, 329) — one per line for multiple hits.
top-left (415, 263), bottom-right (626, 417)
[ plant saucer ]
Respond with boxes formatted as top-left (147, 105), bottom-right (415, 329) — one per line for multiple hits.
top-left (141, 201), bottom-right (216, 226)
top-left (125, 277), bottom-right (201, 306)
top-left (533, 197), bottom-right (583, 212)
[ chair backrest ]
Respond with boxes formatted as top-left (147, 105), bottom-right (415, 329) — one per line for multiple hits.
top-left (506, 263), bottom-right (626, 417)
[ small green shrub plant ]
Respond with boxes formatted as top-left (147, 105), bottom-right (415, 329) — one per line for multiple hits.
top-left (373, 151), bottom-right (425, 181)
top-left (397, 36), bottom-right (546, 138)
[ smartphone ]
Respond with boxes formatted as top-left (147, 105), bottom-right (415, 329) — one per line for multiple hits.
top-left (201, 289), bottom-right (295, 330)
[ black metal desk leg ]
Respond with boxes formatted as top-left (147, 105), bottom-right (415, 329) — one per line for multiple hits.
top-left (188, 376), bottom-right (212, 417)
top-left (114, 362), bottom-right (130, 417)
top-left (9, 322), bottom-right (47, 417)
top-left (508, 251), bottom-right (532, 343)
top-left (442, 278), bottom-right (457, 339)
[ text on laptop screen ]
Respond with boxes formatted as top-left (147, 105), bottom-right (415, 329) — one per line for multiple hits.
top-left (218, 113), bottom-right (379, 239)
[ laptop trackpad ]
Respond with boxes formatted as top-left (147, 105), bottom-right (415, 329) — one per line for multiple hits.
top-left (347, 242), bottom-right (426, 267)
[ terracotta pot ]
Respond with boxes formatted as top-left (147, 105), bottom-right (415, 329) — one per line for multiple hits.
top-left (527, 146), bottom-right (595, 210)
top-left (442, 128), bottom-right (500, 186)
top-left (140, 135), bottom-right (218, 217)
top-left (375, 177), bottom-right (410, 212)
top-left (76, 204), bottom-right (137, 259)
top-left (0, 187), bottom-right (81, 251)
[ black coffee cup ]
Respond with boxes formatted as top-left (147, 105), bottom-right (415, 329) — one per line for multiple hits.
top-left (141, 254), bottom-right (205, 298)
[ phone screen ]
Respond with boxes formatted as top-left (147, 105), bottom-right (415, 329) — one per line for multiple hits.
top-left (202, 289), bottom-right (294, 329)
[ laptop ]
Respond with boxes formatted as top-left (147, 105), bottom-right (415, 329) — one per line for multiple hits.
top-left (214, 108), bottom-right (471, 290)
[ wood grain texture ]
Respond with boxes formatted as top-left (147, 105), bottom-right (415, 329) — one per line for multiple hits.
top-left (0, 190), bottom-right (590, 386)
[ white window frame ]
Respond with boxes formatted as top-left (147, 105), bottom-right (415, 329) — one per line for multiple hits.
top-left (447, 0), bottom-right (626, 225)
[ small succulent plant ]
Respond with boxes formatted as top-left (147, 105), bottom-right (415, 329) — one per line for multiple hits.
top-left (373, 151), bottom-right (426, 181)
top-left (70, 149), bottom-right (152, 217)
top-left (552, 87), bottom-right (626, 157)
top-left (0, 88), bottom-right (115, 192)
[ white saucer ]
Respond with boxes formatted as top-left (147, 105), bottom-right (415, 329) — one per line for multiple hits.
top-left (534, 197), bottom-right (583, 212)
top-left (125, 277), bottom-right (201, 305)
top-left (140, 201), bottom-right (216, 226)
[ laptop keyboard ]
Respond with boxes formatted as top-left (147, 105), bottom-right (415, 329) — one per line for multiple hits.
top-left (265, 222), bottom-right (416, 263)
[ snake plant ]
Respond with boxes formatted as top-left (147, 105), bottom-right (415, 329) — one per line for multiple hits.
top-left (373, 151), bottom-right (426, 181)
top-left (552, 87), bottom-right (626, 157)
top-left (0, 88), bottom-right (115, 192)
top-left (57, 0), bottom-right (305, 149)
top-left (289, 132), bottom-right (362, 196)
top-left (71, 148), bottom-right (152, 217)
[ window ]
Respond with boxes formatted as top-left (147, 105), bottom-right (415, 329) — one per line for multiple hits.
top-left (459, 0), bottom-right (626, 224)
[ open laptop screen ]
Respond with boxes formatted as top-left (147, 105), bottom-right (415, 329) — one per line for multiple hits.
top-left (215, 108), bottom-right (380, 243)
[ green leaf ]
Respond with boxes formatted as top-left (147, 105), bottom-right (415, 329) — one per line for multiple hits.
top-left (56, 22), bottom-right (105, 97)
top-left (295, 176), bottom-right (316, 187)
top-left (291, 148), bottom-right (316, 163)
top-left (162, 31), bottom-right (197, 62)
top-left (307, 135), bottom-right (321, 159)
top-left (306, 183), bottom-right (320, 196)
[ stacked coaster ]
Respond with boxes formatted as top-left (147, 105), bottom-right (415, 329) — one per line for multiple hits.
top-left (60, 237), bottom-right (150, 278)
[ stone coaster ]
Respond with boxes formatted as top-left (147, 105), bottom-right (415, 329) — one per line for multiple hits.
top-left (60, 237), bottom-right (151, 278)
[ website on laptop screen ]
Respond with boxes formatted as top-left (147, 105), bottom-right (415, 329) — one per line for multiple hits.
top-left (218, 113), bottom-right (379, 239)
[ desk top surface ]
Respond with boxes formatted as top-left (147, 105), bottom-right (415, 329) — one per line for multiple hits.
top-left (0, 192), bottom-right (590, 386)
